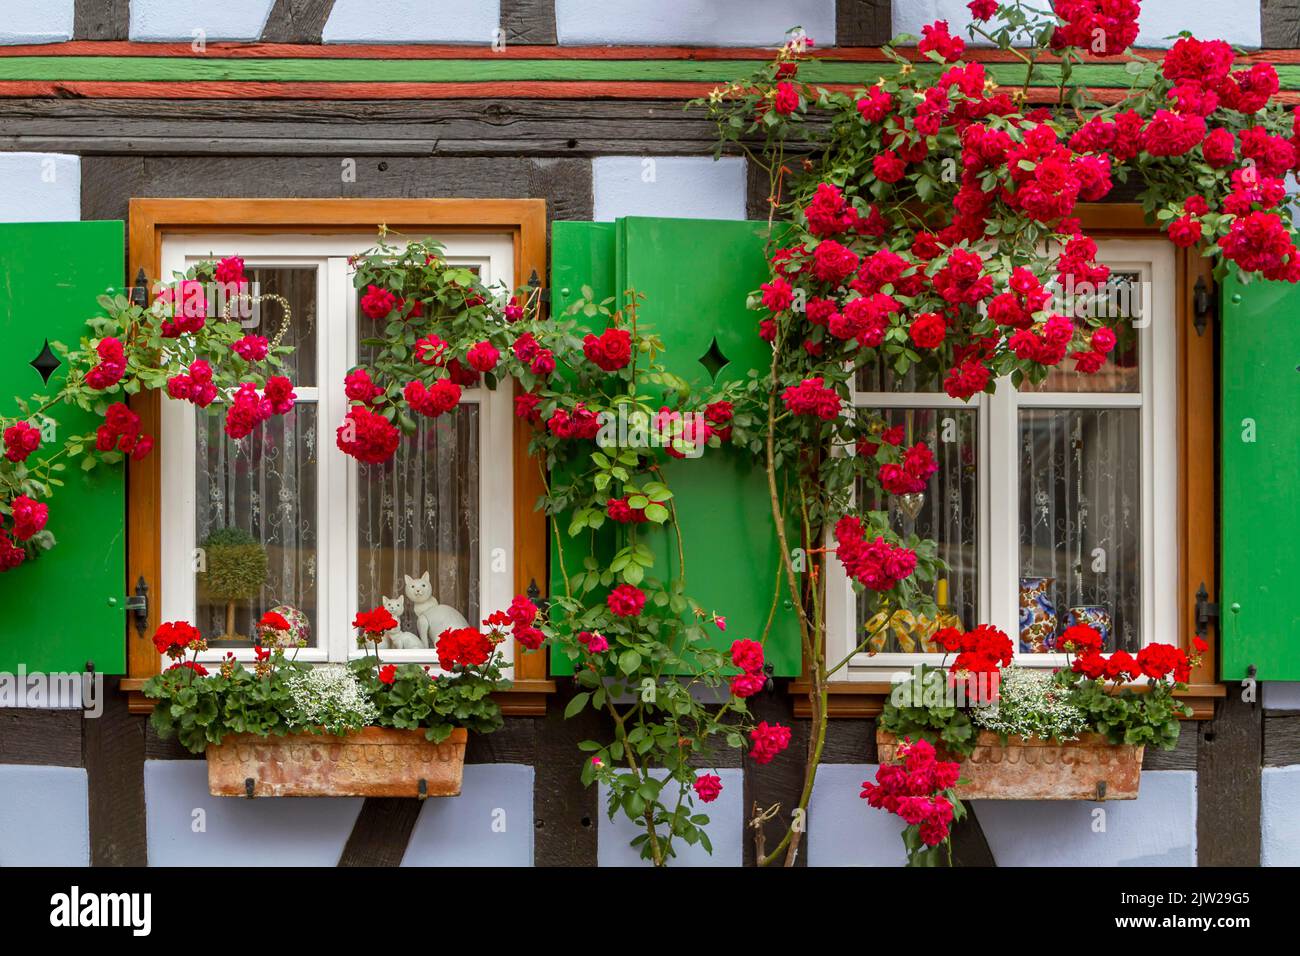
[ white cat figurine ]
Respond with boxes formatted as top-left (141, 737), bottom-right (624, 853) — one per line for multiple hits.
top-left (379, 593), bottom-right (425, 649)
top-left (404, 571), bottom-right (468, 645)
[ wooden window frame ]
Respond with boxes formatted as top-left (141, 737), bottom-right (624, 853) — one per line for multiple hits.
top-left (120, 198), bottom-right (554, 716)
top-left (791, 204), bottom-right (1225, 719)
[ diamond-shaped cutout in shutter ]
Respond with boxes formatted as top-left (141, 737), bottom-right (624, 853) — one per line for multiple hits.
top-left (698, 336), bottom-right (730, 382)
top-left (29, 338), bottom-right (61, 385)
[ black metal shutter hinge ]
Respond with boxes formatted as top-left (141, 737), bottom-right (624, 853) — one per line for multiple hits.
top-left (1193, 276), bottom-right (1216, 337)
top-left (1194, 581), bottom-right (1218, 639)
top-left (124, 574), bottom-right (149, 638)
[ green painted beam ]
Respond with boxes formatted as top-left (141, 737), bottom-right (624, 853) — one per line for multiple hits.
top-left (0, 55), bottom-right (1202, 89)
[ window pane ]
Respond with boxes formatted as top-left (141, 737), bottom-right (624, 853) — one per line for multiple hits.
top-left (1018, 407), bottom-right (1141, 653)
top-left (357, 404), bottom-right (481, 649)
top-left (243, 266), bottom-right (318, 388)
top-left (1021, 271), bottom-right (1141, 394)
top-left (354, 264), bottom-right (481, 370)
top-left (855, 407), bottom-right (978, 652)
top-left (196, 405), bottom-right (319, 647)
top-left (856, 358), bottom-right (947, 393)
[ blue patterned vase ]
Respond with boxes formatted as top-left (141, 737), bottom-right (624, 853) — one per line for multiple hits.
top-left (1018, 576), bottom-right (1057, 653)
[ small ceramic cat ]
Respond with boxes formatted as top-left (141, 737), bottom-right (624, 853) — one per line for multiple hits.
top-left (379, 593), bottom-right (424, 649)
top-left (404, 571), bottom-right (468, 645)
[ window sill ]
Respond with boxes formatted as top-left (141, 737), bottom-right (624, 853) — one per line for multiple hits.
top-left (786, 679), bottom-right (1226, 720)
top-left (121, 678), bottom-right (557, 717)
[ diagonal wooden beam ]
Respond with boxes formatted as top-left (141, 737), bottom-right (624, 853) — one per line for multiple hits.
top-left (261, 0), bottom-right (337, 44)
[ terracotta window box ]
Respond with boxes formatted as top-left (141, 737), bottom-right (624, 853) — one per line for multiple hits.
top-left (876, 729), bottom-right (1143, 801)
top-left (207, 727), bottom-right (468, 798)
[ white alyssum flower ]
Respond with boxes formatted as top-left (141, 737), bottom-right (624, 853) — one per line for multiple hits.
top-left (284, 665), bottom-right (378, 735)
top-left (972, 665), bottom-right (1087, 742)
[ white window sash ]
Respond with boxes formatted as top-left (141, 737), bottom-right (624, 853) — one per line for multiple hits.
top-left (159, 232), bottom-right (516, 672)
top-left (828, 239), bottom-right (1177, 681)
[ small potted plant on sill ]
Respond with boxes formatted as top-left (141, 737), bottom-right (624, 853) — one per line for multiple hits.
top-left (142, 598), bottom-right (540, 798)
top-left (874, 624), bottom-right (1203, 803)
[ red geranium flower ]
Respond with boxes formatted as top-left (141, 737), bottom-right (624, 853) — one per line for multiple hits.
top-left (435, 626), bottom-right (494, 670)
top-left (354, 606), bottom-right (398, 636)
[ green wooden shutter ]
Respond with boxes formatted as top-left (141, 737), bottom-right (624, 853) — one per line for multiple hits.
top-left (549, 217), bottom-right (800, 676)
top-left (1220, 274), bottom-right (1300, 681)
top-left (0, 221), bottom-right (127, 675)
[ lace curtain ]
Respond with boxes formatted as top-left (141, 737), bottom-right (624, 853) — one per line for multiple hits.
top-left (357, 404), bottom-right (481, 643)
top-left (856, 406), bottom-right (979, 651)
top-left (196, 267), bottom-right (319, 647)
top-left (196, 406), bottom-right (318, 646)
top-left (1018, 407), bottom-right (1142, 652)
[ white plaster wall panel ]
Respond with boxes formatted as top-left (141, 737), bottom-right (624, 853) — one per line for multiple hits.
top-left (592, 156), bottom-right (746, 222)
top-left (322, 0), bottom-right (502, 44)
top-left (144, 760), bottom-right (363, 866)
top-left (0, 0), bottom-right (74, 45)
top-left (130, 0), bottom-right (276, 42)
top-left (0, 765), bottom-right (89, 866)
top-left (1135, 1), bottom-right (1260, 50)
top-left (401, 764), bottom-right (533, 866)
top-left (891, 1), bottom-right (994, 46)
top-left (1262, 767), bottom-right (1300, 865)
top-left (892, 0), bottom-right (1261, 49)
top-left (1263, 682), bottom-right (1300, 712)
top-left (975, 771), bottom-right (1197, 866)
top-left (556, 0), bottom-right (836, 47)
top-left (597, 767), bottom-right (743, 866)
top-left (807, 763), bottom-right (910, 866)
top-left (0, 153), bottom-right (80, 222)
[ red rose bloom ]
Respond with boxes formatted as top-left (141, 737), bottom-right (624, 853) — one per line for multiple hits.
top-left (730, 638), bottom-right (765, 673)
top-left (514, 392), bottom-right (542, 424)
top-left (1201, 127), bottom-right (1236, 167)
top-left (782, 377), bottom-right (840, 420)
top-left (9, 495), bottom-right (48, 541)
top-left (0, 531), bottom-right (24, 572)
top-left (918, 20), bottom-right (965, 62)
top-left (606, 583), bottom-right (647, 618)
top-left (344, 367), bottom-right (383, 404)
top-left (748, 721), bottom-right (793, 764)
top-left (337, 406), bottom-right (401, 463)
top-left (466, 341), bottom-right (500, 373)
top-left (231, 335), bottom-right (269, 362)
top-left (730, 672), bottom-right (766, 698)
top-left (909, 311), bottom-right (947, 349)
top-left (607, 497), bottom-right (648, 523)
top-left (405, 378), bottom-right (461, 418)
top-left (214, 256), bottom-right (245, 286)
top-left (773, 81), bottom-right (800, 115)
top-left (693, 773), bottom-right (723, 803)
top-left (873, 150), bottom-right (906, 184)
top-left (264, 376), bottom-right (296, 415)
top-left (414, 334), bottom-right (449, 366)
top-left (507, 595), bottom-right (539, 626)
top-left (1168, 215), bottom-right (1204, 248)
top-left (360, 284), bottom-right (398, 320)
top-left (582, 327), bottom-right (633, 372)
top-left (3, 422), bottom-right (41, 463)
